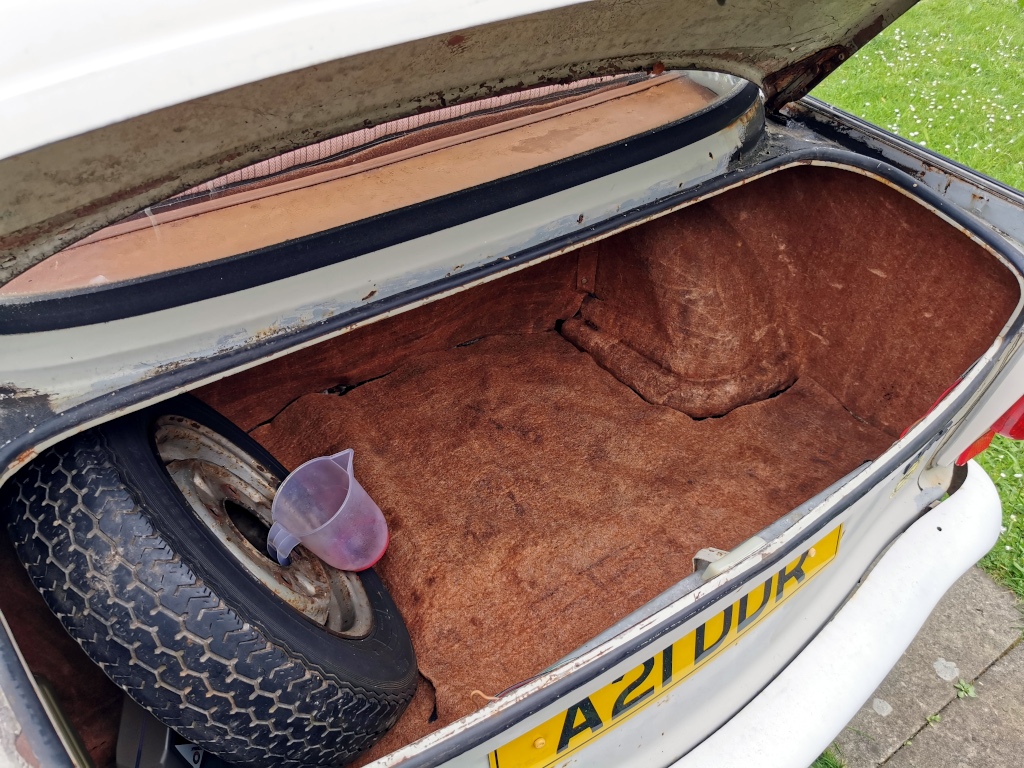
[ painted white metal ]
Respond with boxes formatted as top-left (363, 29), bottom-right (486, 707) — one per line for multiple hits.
top-left (677, 460), bottom-right (1001, 768)
top-left (701, 535), bottom-right (766, 581)
top-left (0, 0), bottom-right (583, 162)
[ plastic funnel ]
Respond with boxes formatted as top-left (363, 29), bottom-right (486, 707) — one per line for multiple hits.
top-left (267, 449), bottom-right (389, 571)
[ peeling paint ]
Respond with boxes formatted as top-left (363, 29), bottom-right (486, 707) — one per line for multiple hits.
top-left (0, 386), bottom-right (55, 465)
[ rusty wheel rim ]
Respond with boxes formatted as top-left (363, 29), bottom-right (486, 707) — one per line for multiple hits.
top-left (154, 415), bottom-right (373, 636)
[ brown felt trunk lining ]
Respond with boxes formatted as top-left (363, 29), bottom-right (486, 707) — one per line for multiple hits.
top-left (255, 336), bottom-right (892, 761)
top-left (0, 534), bottom-right (123, 767)
top-left (9, 164), bottom-right (1004, 765)
top-left (193, 166), bottom-right (1020, 761)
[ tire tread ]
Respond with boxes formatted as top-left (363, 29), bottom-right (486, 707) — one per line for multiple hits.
top-left (3, 430), bottom-right (409, 767)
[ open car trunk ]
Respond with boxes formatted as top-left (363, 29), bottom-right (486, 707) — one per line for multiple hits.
top-left (189, 164), bottom-right (1018, 762)
top-left (3, 2), bottom-right (1024, 765)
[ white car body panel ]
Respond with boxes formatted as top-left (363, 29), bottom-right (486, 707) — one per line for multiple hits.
top-left (0, 0), bottom-right (582, 161)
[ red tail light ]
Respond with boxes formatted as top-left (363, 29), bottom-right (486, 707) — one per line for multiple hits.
top-left (991, 392), bottom-right (1024, 440)
top-left (957, 429), bottom-right (996, 466)
top-left (956, 392), bottom-right (1024, 466)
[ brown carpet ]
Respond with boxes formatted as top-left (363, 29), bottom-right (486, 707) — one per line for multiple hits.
top-left (0, 535), bottom-right (122, 767)
top-left (200, 166), bottom-right (1019, 440)
top-left (198, 164), bottom-right (1019, 761)
top-left (253, 331), bottom-right (892, 752)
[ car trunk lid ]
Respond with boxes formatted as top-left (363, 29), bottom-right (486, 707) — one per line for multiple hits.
top-left (0, 0), bottom-right (919, 280)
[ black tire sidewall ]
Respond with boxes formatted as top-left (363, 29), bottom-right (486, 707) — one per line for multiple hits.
top-left (100, 395), bottom-right (416, 694)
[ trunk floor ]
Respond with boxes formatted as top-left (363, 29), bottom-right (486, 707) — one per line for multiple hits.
top-left (252, 331), bottom-right (891, 758)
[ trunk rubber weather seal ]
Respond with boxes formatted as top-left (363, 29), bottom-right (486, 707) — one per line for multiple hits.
top-left (0, 82), bottom-right (759, 334)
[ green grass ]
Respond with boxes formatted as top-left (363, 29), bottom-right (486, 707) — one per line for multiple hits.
top-left (976, 437), bottom-right (1024, 595)
top-left (813, 0), bottom-right (1024, 189)
top-left (812, 0), bottom-right (1024, 598)
top-left (810, 745), bottom-right (846, 768)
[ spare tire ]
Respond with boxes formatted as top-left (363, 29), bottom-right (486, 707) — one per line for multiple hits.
top-left (1, 395), bottom-right (416, 768)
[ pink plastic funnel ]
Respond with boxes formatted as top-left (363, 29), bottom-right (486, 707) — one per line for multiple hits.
top-left (267, 449), bottom-right (388, 571)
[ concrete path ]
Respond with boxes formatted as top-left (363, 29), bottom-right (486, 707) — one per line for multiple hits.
top-left (833, 567), bottom-right (1021, 767)
top-left (885, 643), bottom-right (1024, 767)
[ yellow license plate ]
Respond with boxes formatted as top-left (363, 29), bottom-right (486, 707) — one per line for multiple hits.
top-left (488, 526), bottom-right (843, 768)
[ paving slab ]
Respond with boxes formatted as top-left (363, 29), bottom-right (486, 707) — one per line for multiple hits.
top-left (833, 566), bottom-right (1020, 766)
top-left (884, 641), bottom-right (1024, 768)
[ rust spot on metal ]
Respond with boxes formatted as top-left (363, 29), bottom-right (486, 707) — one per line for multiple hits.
top-left (764, 13), bottom-right (889, 113)
top-left (763, 45), bottom-right (852, 112)
top-left (15, 447), bottom-right (37, 466)
top-left (143, 357), bottom-right (202, 380)
top-left (651, 61), bottom-right (665, 76)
